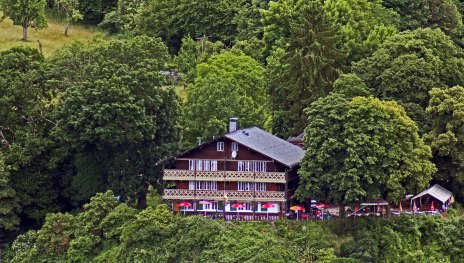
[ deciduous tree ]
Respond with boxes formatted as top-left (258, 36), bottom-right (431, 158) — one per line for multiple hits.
top-left (353, 28), bottom-right (464, 133)
top-left (183, 51), bottom-right (269, 146)
top-left (51, 37), bottom-right (180, 207)
top-left (55, 0), bottom-right (83, 35)
top-left (0, 0), bottom-right (47, 41)
top-left (297, 95), bottom-right (435, 207)
top-left (0, 152), bottom-right (20, 231)
top-left (425, 86), bottom-right (464, 201)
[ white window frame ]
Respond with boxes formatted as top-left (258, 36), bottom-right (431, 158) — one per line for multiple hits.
top-left (211, 160), bottom-right (218, 171)
top-left (189, 160), bottom-right (195, 170)
top-left (231, 142), bottom-right (239, 152)
top-left (194, 181), bottom-right (218, 190)
top-left (217, 141), bottom-right (224, 151)
top-left (238, 182), bottom-right (253, 191)
top-left (202, 202), bottom-right (217, 210)
top-left (254, 182), bottom-right (266, 192)
top-left (236, 202), bottom-right (253, 211)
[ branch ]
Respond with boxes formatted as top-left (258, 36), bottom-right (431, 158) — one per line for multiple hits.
top-left (38, 109), bottom-right (56, 125)
top-left (0, 129), bottom-right (11, 149)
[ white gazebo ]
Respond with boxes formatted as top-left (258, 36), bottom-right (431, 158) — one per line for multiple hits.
top-left (411, 184), bottom-right (453, 211)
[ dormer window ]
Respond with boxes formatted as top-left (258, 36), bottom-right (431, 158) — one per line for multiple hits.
top-left (231, 142), bottom-right (238, 152)
top-left (217, 141), bottom-right (224, 151)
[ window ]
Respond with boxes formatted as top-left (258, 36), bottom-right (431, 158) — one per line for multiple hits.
top-left (217, 141), bottom-right (224, 151)
top-left (237, 182), bottom-right (267, 191)
top-left (211, 160), bottom-right (218, 171)
top-left (189, 160), bottom-right (218, 171)
top-left (236, 202), bottom-right (253, 211)
top-left (254, 161), bottom-right (267, 172)
top-left (238, 161), bottom-right (266, 172)
top-left (189, 181), bottom-right (195, 190)
top-left (254, 183), bottom-right (266, 192)
top-left (189, 181), bottom-right (217, 190)
top-left (238, 161), bottom-right (252, 172)
top-left (231, 142), bottom-right (239, 152)
top-left (238, 182), bottom-right (254, 191)
top-left (189, 160), bottom-right (195, 170)
top-left (202, 202), bottom-right (217, 210)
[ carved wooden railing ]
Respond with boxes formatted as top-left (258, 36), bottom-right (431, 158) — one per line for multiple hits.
top-left (163, 189), bottom-right (286, 201)
top-left (163, 169), bottom-right (286, 183)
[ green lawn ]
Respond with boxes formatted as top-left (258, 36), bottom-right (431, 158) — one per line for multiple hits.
top-left (0, 12), bottom-right (102, 57)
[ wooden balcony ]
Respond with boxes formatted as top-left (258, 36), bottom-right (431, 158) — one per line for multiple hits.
top-left (163, 169), bottom-right (286, 183)
top-left (163, 189), bottom-right (286, 202)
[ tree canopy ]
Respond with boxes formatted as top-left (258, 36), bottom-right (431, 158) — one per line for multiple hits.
top-left (0, 0), bottom-right (47, 41)
top-left (297, 94), bottom-right (436, 205)
top-left (183, 51), bottom-right (269, 146)
top-left (425, 86), bottom-right (464, 201)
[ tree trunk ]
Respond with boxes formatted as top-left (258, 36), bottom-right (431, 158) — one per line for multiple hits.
top-left (386, 204), bottom-right (391, 218)
top-left (339, 205), bottom-right (346, 218)
top-left (137, 193), bottom-right (147, 209)
top-left (22, 25), bottom-right (28, 41)
top-left (64, 22), bottom-right (70, 36)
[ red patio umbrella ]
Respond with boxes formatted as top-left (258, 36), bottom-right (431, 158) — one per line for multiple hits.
top-left (431, 201), bottom-right (435, 211)
top-left (261, 203), bottom-right (275, 220)
top-left (232, 203), bottom-right (246, 218)
top-left (177, 201), bottom-right (191, 215)
top-left (290, 205), bottom-right (305, 220)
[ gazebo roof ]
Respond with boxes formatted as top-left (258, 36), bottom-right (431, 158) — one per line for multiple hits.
top-left (411, 184), bottom-right (452, 203)
top-left (361, 197), bottom-right (388, 206)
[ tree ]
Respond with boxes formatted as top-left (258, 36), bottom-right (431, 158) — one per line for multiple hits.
top-left (427, 0), bottom-right (464, 42)
top-left (55, 0), bottom-right (83, 35)
top-left (322, 0), bottom-right (398, 63)
top-left (261, 0), bottom-right (305, 58)
top-left (0, 47), bottom-right (60, 227)
top-left (267, 0), bottom-right (345, 137)
top-left (382, 0), bottom-right (430, 30)
top-left (51, 37), bottom-right (180, 207)
top-left (353, 28), bottom-right (464, 133)
top-left (183, 51), bottom-right (269, 146)
top-left (0, 0), bottom-right (47, 41)
top-left (425, 86), bottom-right (464, 201)
top-left (297, 94), bottom-right (436, 208)
top-left (134, 0), bottom-right (245, 51)
top-left (0, 152), bottom-right (20, 231)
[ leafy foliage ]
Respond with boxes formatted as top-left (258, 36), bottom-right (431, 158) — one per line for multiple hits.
top-left (134, 0), bottom-right (244, 51)
top-left (183, 51), bottom-right (269, 146)
top-left (0, 152), bottom-right (20, 231)
top-left (51, 36), bottom-right (181, 206)
top-left (297, 95), bottom-right (435, 205)
top-left (0, 0), bottom-right (48, 40)
top-left (425, 86), bottom-right (464, 201)
top-left (267, 0), bottom-right (346, 137)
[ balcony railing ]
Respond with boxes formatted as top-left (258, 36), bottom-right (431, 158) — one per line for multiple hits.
top-left (163, 169), bottom-right (286, 183)
top-left (163, 189), bottom-right (286, 202)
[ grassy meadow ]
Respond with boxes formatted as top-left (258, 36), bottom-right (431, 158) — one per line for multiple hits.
top-left (0, 12), bottom-right (102, 57)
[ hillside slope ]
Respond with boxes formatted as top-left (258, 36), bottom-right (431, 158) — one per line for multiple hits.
top-left (0, 12), bottom-right (101, 57)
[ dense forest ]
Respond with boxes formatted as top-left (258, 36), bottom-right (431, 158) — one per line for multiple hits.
top-left (2, 0), bottom-right (464, 262)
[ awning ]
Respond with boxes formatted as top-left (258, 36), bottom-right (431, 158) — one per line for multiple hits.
top-left (411, 184), bottom-right (452, 203)
top-left (361, 197), bottom-right (388, 206)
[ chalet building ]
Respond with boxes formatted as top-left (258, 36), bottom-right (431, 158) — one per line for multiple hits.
top-left (160, 118), bottom-right (305, 220)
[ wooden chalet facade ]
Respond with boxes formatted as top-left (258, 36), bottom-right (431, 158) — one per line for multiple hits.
top-left (161, 120), bottom-right (305, 220)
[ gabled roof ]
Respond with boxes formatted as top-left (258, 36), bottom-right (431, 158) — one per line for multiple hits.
top-left (225, 127), bottom-right (305, 168)
top-left (411, 184), bottom-right (453, 203)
